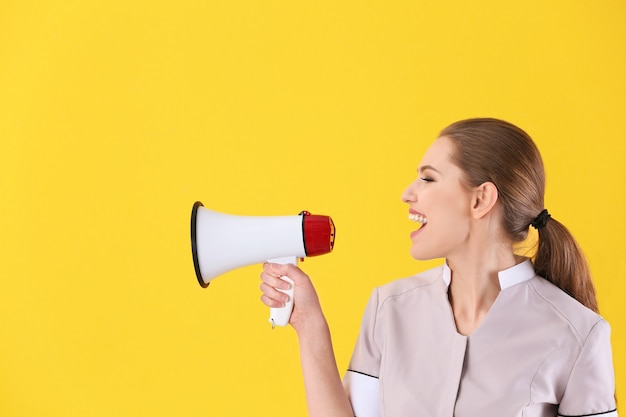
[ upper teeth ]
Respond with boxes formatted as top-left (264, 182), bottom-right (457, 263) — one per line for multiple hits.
top-left (409, 213), bottom-right (428, 224)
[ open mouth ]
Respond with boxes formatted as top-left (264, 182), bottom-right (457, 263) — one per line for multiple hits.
top-left (408, 213), bottom-right (428, 227)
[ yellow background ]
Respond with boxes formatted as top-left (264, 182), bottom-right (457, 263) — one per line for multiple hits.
top-left (1, 1), bottom-right (624, 415)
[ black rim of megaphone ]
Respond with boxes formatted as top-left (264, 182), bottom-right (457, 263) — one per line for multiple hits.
top-left (191, 201), bottom-right (210, 288)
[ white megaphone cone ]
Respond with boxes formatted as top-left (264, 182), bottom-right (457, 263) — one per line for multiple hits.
top-left (190, 201), bottom-right (335, 327)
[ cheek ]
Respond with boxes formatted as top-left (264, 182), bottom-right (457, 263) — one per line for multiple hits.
top-left (433, 189), bottom-right (471, 221)
top-left (429, 193), bottom-right (472, 240)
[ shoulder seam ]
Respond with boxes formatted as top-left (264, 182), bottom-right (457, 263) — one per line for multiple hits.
top-left (377, 269), bottom-right (444, 311)
top-left (528, 278), bottom-right (603, 346)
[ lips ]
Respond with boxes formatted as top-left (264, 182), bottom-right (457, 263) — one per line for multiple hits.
top-left (408, 210), bottom-right (427, 238)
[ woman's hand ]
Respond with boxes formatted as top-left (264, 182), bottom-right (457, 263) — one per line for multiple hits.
top-left (260, 263), bottom-right (354, 417)
top-left (259, 262), bottom-right (326, 334)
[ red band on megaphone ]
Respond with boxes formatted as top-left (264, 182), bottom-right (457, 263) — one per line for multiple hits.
top-left (302, 214), bottom-right (335, 257)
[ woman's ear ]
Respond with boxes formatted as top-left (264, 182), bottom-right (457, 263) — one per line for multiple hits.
top-left (471, 182), bottom-right (499, 219)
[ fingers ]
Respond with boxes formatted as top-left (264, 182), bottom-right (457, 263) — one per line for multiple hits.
top-left (259, 262), bottom-right (294, 307)
top-left (260, 263), bottom-right (292, 288)
top-left (259, 281), bottom-right (290, 307)
top-left (262, 262), bottom-right (309, 284)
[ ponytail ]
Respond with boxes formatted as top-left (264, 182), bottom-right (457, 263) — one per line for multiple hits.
top-left (533, 218), bottom-right (598, 313)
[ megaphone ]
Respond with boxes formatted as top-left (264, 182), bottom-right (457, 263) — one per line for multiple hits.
top-left (190, 201), bottom-right (336, 327)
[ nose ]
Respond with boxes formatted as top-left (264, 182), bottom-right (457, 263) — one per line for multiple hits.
top-left (401, 181), bottom-right (417, 203)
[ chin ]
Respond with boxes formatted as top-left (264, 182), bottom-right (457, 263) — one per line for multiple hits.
top-left (410, 249), bottom-right (440, 261)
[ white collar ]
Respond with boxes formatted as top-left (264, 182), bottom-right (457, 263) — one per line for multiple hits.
top-left (442, 259), bottom-right (536, 290)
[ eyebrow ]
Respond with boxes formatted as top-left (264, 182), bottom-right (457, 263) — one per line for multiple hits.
top-left (418, 165), bottom-right (441, 174)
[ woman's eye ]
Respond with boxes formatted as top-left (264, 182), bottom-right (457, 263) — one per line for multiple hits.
top-left (420, 177), bottom-right (434, 182)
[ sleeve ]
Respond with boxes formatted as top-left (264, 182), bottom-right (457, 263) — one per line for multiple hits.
top-left (557, 319), bottom-right (618, 417)
top-left (343, 288), bottom-right (383, 417)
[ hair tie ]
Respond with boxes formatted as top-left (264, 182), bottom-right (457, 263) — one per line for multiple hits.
top-left (531, 209), bottom-right (551, 229)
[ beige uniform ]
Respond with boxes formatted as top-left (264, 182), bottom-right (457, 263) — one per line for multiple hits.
top-left (343, 260), bottom-right (617, 417)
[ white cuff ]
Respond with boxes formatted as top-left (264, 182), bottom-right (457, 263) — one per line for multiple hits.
top-left (344, 370), bottom-right (380, 417)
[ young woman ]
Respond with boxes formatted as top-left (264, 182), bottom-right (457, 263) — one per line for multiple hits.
top-left (260, 118), bottom-right (617, 417)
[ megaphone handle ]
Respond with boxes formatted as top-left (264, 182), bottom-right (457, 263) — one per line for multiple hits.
top-left (268, 256), bottom-right (297, 328)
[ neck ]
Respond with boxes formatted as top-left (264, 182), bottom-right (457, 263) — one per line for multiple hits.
top-left (445, 243), bottom-right (519, 335)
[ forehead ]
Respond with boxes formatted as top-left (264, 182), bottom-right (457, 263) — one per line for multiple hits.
top-left (418, 136), bottom-right (456, 171)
